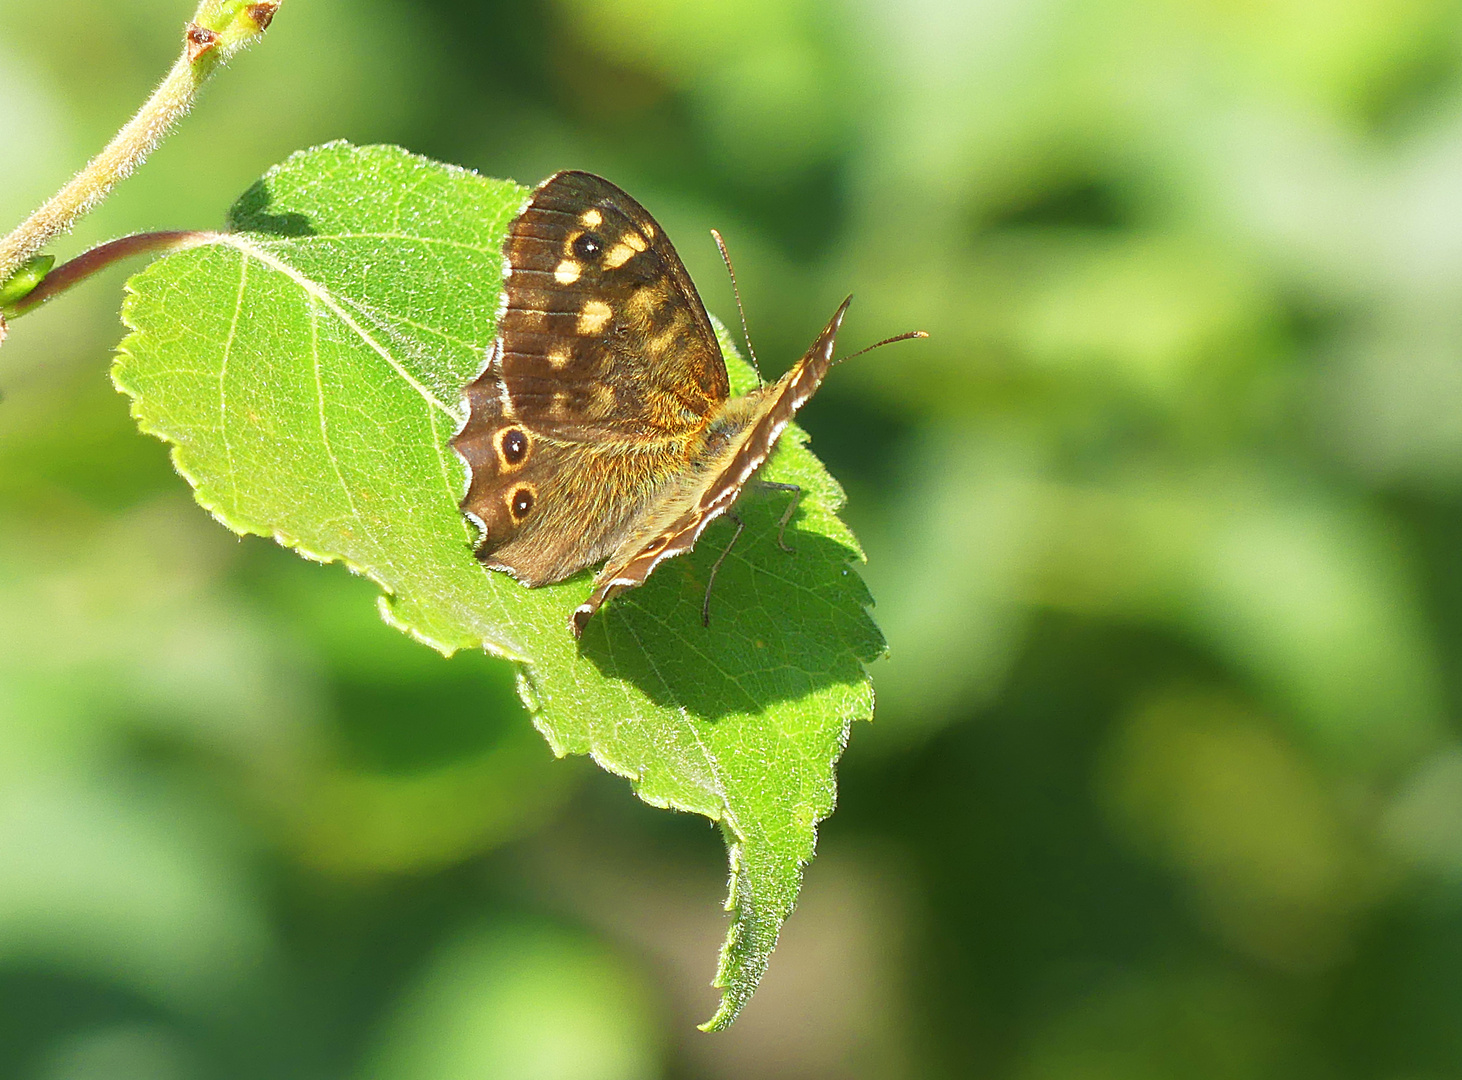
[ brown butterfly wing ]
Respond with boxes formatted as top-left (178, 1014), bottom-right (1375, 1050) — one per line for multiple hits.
top-left (456, 357), bottom-right (710, 585)
top-left (453, 171), bottom-right (730, 585)
top-left (492, 170), bottom-right (728, 440)
top-left (570, 298), bottom-right (852, 637)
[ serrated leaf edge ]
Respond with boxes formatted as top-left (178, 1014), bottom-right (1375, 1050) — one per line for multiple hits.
top-left (111, 234), bottom-right (527, 664)
top-left (110, 144), bottom-right (884, 1029)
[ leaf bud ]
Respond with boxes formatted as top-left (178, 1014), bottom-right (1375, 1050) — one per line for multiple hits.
top-left (0, 255), bottom-right (55, 308)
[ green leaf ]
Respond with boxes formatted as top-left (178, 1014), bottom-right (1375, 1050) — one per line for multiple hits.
top-left (112, 141), bottom-right (883, 1028)
top-left (0, 254), bottom-right (55, 308)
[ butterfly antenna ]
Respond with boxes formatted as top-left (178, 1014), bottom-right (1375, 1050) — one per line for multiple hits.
top-left (711, 228), bottom-right (762, 385)
top-left (835, 330), bottom-right (929, 365)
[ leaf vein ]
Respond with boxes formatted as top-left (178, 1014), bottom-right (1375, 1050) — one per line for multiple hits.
top-left (218, 256), bottom-right (249, 516)
top-left (213, 234), bottom-right (457, 419)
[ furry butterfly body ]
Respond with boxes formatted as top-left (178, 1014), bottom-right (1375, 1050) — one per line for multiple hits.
top-left (452, 171), bottom-right (851, 638)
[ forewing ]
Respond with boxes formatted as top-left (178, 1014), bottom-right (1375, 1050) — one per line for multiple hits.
top-left (495, 170), bottom-right (729, 441)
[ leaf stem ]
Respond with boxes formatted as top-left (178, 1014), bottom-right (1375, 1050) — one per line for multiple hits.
top-left (0, 1), bottom-right (280, 287)
top-left (3, 231), bottom-right (220, 319)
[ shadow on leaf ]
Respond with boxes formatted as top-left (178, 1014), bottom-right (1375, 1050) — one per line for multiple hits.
top-left (576, 496), bottom-right (883, 722)
top-left (227, 179), bottom-right (317, 237)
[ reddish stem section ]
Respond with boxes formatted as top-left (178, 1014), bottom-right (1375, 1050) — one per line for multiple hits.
top-left (6, 230), bottom-right (219, 318)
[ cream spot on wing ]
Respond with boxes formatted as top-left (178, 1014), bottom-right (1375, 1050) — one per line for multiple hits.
top-left (555, 259), bottom-right (581, 284)
top-left (602, 243), bottom-right (636, 269)
top-left (641, 327), bottom-right (672, 362)
top-left (580, 208), bottom-right (603, 227)
top-left (627, 288), bottom-right (661, 320)
top-left (547, 343), bottom-right (573, 368)
top-left (624, 231), bottom-right (648, 252)
top-left (589, 384), bottom-right (616, 416)
top-left (578, 299), bottom-right (613, 334)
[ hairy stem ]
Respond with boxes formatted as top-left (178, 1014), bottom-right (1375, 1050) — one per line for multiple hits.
top-left (0, 1), bottom-right (279, 287)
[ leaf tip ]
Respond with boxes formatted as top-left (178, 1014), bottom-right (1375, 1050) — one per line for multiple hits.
top-left (697, 1004), bottom-right (738, 1033)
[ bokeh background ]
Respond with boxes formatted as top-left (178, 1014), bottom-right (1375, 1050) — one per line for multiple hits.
top-left (5, 0), bottom-right (1462, 1076)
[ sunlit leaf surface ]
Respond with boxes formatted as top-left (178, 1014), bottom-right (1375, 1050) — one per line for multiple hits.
top-left (112, 141), bottom-right (883, 1027)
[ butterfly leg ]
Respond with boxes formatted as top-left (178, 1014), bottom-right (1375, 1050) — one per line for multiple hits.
top-left (702, 512), bottom-right (746, 628)
top-left (757, 480), bottom-right (802, 552)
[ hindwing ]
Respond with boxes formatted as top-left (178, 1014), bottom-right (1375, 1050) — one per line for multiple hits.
top-left (454, 353), bottom-right (705, 585)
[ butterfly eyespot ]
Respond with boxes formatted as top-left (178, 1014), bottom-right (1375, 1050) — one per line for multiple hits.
top-left (573, 231), bottom-right (603, 260)
top-left (510, 486), bottom-right (535, 520)
top-left (499, 427), bottom-right (529, 466)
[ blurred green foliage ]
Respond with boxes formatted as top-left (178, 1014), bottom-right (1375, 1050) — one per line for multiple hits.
top-left (6, 0), bottom-right (1462, 1075)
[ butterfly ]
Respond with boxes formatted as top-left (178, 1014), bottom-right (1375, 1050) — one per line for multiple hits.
top-left (452, 170), bottom-right (920, 638)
